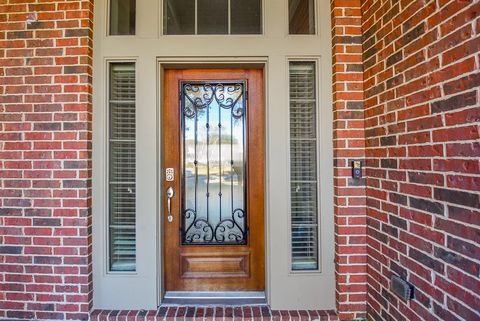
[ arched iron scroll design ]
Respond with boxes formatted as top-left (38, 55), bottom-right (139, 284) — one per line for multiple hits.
top-left (180, 81), bottom-right (247, 245)
top-left (183, 83), bottom-right (244, 119)
top-left (183, 208), bottom-right (246, 244)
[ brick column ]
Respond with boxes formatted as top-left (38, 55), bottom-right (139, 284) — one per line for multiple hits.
top-left (330, 1), bottom-right (367, 319)
top-left (0, 1), bottom-right (93, 320)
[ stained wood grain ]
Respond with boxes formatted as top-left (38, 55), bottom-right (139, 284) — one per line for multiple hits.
top-left (163, 68), bottom-right (265, 291)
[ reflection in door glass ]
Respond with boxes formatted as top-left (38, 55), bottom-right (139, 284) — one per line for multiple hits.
top-left (182, 82), bottom-right (246, 244)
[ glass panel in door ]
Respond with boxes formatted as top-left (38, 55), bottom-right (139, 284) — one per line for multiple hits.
top-left (181, 82), bottom-right (247, 244)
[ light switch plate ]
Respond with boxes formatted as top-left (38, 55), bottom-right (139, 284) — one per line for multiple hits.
top-left (166, 168), bottom-right (174, 181)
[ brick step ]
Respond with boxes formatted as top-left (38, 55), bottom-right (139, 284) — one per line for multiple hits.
top-left (90, 306), bottom-right (339, 321)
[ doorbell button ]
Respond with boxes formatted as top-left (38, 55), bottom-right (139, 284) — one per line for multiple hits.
top-left (352, 161), bottom-right (362, 179)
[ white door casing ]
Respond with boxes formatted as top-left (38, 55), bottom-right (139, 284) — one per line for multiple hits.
top-left (92, 0), bottom-right (334, 310)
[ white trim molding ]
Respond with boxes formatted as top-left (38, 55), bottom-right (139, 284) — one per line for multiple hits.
top-left (92, 0), bottom-right (333, 310)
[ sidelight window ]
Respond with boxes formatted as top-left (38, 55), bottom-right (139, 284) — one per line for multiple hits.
top-left (163, 0), bottom-right (262, 35)
top-left (289, 61), bottom-right (319, 271)
top-left (108, 62), bottom-right (136, 272)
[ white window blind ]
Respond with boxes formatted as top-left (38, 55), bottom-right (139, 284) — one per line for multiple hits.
top-left (108, 63), bottom-right (136, 272)
top-left (289, 61), bottom-right (319, 271)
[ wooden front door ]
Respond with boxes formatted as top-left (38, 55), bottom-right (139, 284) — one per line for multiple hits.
top-left (163, 69), bottom-right (265, 291)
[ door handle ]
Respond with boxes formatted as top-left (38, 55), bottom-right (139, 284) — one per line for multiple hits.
top-left (166, 186), bottom-right (174, 223)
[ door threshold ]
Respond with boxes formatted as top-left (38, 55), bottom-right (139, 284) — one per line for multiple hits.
top-left (162, 291), bottom-right (267, 305)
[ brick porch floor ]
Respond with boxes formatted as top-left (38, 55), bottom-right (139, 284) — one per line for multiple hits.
top-left (90, 306), bottom-right (339, 321)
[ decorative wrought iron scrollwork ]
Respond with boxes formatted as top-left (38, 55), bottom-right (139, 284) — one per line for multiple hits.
top-left (183, 82), bottom-right (244, 118)
top-left (183, 208), bottom-right (247, 244)
top-left (181, 81), bottom-right (247, 246)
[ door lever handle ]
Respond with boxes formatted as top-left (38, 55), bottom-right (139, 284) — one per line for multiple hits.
top-left (166, 186), bottom-right (174, 223)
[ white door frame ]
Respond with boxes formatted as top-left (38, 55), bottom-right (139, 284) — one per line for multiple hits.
top-left (92, 0), bottom-right (334, 310)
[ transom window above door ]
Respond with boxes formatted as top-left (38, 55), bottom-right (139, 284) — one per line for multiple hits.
top-left (163, 0), bottom-right (262, 35)
top-left (108, 0), bottom-right (318, 36)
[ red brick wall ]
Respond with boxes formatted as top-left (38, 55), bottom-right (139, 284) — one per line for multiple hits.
top-left (362, 0), bottom-right (480, 320)
top-left (331, 1), bottom-right (368, 319)
top-left (1, 1), bottom-right (478, 320)
top-left (0, 1), bottom-right (93, 320)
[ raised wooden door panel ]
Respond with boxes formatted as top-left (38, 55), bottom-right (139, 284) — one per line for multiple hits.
top-left (163, 69), bottom-right (265, 291)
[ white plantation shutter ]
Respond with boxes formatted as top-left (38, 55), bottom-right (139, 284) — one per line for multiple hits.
top-left (108, 63), bottom-right (136, 272)
top-left (289, 62), bottom-right (319, 271)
